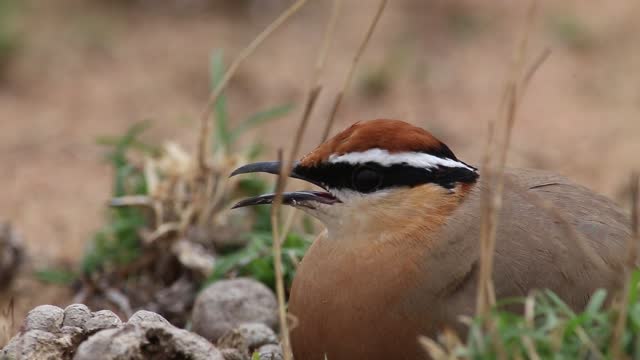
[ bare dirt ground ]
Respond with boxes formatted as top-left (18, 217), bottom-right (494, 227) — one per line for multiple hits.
top-left (1, 0), bottom-right (639, 338)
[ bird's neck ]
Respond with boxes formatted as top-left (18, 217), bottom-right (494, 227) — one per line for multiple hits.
top-left (324, 183), bottom-right (472, 251)
top-left (289, 183), bottom-right (478, 358)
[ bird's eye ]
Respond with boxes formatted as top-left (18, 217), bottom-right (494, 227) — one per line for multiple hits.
top-left (352, 166), bottom-right (382, 193)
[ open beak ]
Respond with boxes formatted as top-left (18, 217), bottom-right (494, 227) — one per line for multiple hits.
top-left (229, 161), bottom-right (339, 209)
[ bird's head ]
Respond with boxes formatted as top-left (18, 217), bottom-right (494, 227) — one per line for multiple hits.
top-left (230, 119), bottom-right (479, 237)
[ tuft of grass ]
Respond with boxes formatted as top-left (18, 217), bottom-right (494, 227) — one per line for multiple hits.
top-left (209, 50), bottom-right (293, 155)
top-left (207, 230), bottom-right (310, 291)
top-left (0, 0), bottom-right (22, 79)
top-left (444, 4), bottom-right (484, 41)
top-left (34, 269), bottom-right (77, 286)
top-left (202, 48), bottom-right (310, 292)
top-left (207, 150), bottom-right (312, 292)
top-left (358, 64), bottom-right (393, 99)
top-left (206, 170), bottom-right (311, 291)
top-left (425, 271), bottom-right (640, 359)
top-left (70, 13), bottom-right (117, 55)
top-left (70, 49), bottom-right (294, 288)
top-left (82, 122), bottom-right (154, 275)
top-left (548, 13), bottom-right (595, 52)
top-left (35, 48), bottom-right (295, 283)
top-left (37, 122), bottom-right (154, 285)
top-left (356, 45), bottom-right (409, 100)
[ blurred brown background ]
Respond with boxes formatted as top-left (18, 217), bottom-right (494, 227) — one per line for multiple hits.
top-left (0, 0), bottom-right (639, 331)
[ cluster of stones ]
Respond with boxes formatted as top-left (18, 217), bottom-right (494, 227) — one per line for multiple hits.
top-left (1, 278), bottom-right (283, 360)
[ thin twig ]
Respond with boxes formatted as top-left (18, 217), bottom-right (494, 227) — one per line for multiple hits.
top-left (270, 149), bottom-right (293, 360)
top-left (315, 0), bottom-right (342, 86)
top-left (273, 0), bottom-right (344, 236)
top-left (281, 207), bottom-right (300, 244)
top-left (521, 47), bottom-right (551, 97)
top-left (109, 195), bottom-right (153, 208)
top-left (418, 335), bottom-right (447, 360)
top-left (268, 56), bottom-right (323, 360)
top-left (321, 0), bottom-right (388, 142)
top-left (610, 173), bottom-right (639, 359)
top-left (196, 0), bottom-right (309, 170)
top-left (267, 3), bottom-right (346, 357)
top-left (0, 298), bottom-right (14, 346)
top-left (522, 293), bottom-right (541, 360)
top-left (264, 0), bottom-right (341, 360)
top-left (629, 172), bottom-right (640, 268)
top-left (476, 0), bottom-right (539, 317)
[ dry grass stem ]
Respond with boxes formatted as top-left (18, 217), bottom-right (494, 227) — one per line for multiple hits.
top-left (267, 4), bottom-right (346, 357)
top-left (269, 149), bottom-right (294, 360)
top-left (0, 299), bottom-right (14, 347)
top-left (628, 172), bottom-right (639, 268)
top-left (522, 293), bottom-right (541, 360)
top-left (315, 0), bottom-right (342, 86)
top-left (575, 327), bottom-right (604, 359)
top-left (418, 335), bottom-right (448, 360)
top-left (268, 33), bottom-right (330, 360)
top-left (196, 0), bottom-right (309, 170)
top-left (610, 173), bottom-right (639, 359)
top-left (321, 0), bottom-right (388, 142)
top-left (109, 195), bottom-right (153, 208)
top-left (521, 48), bottom-right (551, 97)
top-left (476, 0), bottom-right (539, 317)
top-left (280, 207), bottom-right (300, 245)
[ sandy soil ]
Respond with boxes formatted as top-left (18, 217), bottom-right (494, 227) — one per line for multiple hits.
top-left (1, 0), bottom-right (639, 338)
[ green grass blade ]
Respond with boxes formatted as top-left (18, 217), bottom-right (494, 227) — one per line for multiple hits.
top-left (34, 269), bottom-right (77, 285)
top-left (210, 49), bottom-right (230, 153)
top-left (585, 289), bottom-right (608, 315)
top-left (229, 103), bottom-right (293, 143)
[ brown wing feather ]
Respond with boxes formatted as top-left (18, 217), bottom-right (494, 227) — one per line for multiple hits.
top-left (425, 168), bottom-right (629, 337)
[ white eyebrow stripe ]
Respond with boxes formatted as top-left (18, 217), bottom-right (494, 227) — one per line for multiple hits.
top-left (328, 149), bottom-right (475, 171)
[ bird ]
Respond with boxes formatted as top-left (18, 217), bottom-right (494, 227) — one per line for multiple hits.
top-left (230, 119), bottom-right (630, 360)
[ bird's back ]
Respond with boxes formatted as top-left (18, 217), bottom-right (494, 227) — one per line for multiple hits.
top-left (432, 168), bottom-right (630, 335)
top-left (497, 168), bottom-right (628, 301)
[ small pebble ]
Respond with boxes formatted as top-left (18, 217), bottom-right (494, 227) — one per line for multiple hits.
top-left (85, 310), bottom-right (122, 333)
top-left (63, 304), bottom-right (91, 329)
top-left (24, 305), bottom-right (64, 333)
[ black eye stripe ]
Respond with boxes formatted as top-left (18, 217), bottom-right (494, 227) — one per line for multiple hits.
top-left (294, 162), bottom-right (478, 193)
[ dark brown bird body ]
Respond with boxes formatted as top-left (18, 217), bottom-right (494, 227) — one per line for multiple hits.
top-left (288, 168), bottom-right (629, 360)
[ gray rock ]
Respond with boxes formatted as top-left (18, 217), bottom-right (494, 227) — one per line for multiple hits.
top-left (192, 278), bottom-right (278, 342)
top-left (127, 310), bottom-right (170, 326)
top-left (218, 323), bottom-right (278, 352)
top-left (72, 327), bottom-right (120, 358)
top-left (1, 330), bottom-right (68, 360)
top-left (24, 305), bottom-right (64, 333)
top-left (221, 348), bottom-right (250, 360)
top-left (2, 312), bottom-right (90, 360)
top-left (256, 344), bottom-right (283, 360)
top-left (3, 305), bottom-right (227, 360)
top-left (63, 304), bottom-right (91, 329)
top-left (60, 326), bottom-right (84, 336)
top-left (153, 276), bottom-right (196, 327)
top-left (59, 325), bottom-right (87, 349)
top-left (74, 320), bottom-right (223, 360)
top-left (85, 310), bottom-right (122, 333)
top-left (236, 323), bottom-right (278, 349)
